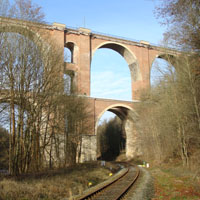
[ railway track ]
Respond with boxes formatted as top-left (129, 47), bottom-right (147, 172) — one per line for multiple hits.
top-left (75, 163), bottom-right (140, 200)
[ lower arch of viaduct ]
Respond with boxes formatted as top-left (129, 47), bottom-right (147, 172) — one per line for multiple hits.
top-left (79, 97), bottom-right (142, 162)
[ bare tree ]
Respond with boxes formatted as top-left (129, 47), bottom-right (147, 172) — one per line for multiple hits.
top-left (0, 21), bottom-right (65, 174)
top-left (137, 54), bottom-right (200, 168)
top-left (0, 0), bottom-right (44, 22)
top-left (0, 0), bottom-right (92, 175)
top-left (0, 0), bottom-right (63, 174)
top-left (155, 0), bottom-right (200, 52)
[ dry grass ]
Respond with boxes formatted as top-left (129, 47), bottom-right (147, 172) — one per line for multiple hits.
top-left (150, 166), bottom-right (200, 200)
top-left (0, 162), bottom-right (114, 200)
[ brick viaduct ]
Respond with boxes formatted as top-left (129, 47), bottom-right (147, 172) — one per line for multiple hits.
top-left (0, 17), bottom-right (178, 161)
top-left (62, 24), bottom-right (178, 161)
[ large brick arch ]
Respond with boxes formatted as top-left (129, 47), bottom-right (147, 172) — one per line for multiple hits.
top-left (93, 101), bottom-right (141, 159)
top-left (0, 20), bottom-right (55, 52)
top-left (150, 53), bottom-right (177, 67)
top-left (90, 42), bottom-right (142, 101)
top-left (0, 24), bottom-right (39, 41)
top-left (149, 53), bottom-right (178, 85)
top-left (92, 42), bottom-right (142, 82)
top-left (94, 103), bottom-right (133, 134)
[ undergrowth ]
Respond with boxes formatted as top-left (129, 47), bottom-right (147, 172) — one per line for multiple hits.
top-left (0, 162), bottom-right (114, 200)
top-left (150, 166), bottom-right (200, 200)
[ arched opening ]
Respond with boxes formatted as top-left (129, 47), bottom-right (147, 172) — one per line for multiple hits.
top-left (64, 42), bottom-right (75, 63)
top-left (64, 47), bottom-right (72, 63)
top-left (63, 73), bottom-right (71, 95)
top-left (96, 105), bottom-right (140, 161)
top-left (91, 43), bottom-right (141, 101)
top-left (97, 112), bottom-right (125, 161)
top-left (0, 24), bottom-right (41, 43)
top-left (151, 54), bottom-right (176, 86)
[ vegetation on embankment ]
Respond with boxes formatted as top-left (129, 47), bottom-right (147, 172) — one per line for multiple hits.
top-left (0, 162), bottom-right (117, 200)
top-left (0, 127), bottom-right (9, 170)
top-left (150, 164), bottom-right (200, 200)
top-left (137, 2), bottom-right (200, 198)
top-left (135, 0), bottom-right (200, 171)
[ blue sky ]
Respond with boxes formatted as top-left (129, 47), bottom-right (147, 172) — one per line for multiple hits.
top-left (32, 0), bottom-right (166, 121)
top-left (36, 0), bottom-right (165, 45)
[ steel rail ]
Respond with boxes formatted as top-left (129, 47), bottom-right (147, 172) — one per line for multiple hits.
top-left (114, 166), bottom-right (140, 199)
top-left (75, 164), bottom-right (140, 200)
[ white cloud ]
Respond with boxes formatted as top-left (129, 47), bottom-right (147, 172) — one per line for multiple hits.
top-left (90, 48), bottom-right (133, 101)
top-left (91, 70), bottom-right (132, 100)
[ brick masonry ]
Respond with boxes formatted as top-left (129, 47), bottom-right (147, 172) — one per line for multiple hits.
top-left (0, 17), bottom-right (178, 161)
